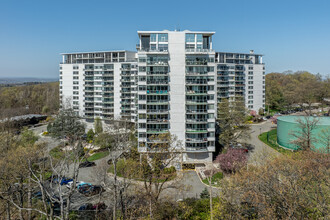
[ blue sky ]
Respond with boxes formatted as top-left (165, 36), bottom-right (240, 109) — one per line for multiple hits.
top-left (0, 0), bottom-right (329, 78)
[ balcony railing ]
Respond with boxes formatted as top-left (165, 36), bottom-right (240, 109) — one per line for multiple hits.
top-left (185, 49), bottom-right (215, 53)
top-left (186, 138), bottom-right (208, 143)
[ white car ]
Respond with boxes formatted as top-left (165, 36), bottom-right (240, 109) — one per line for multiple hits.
top-left (66, 181), bottom-right (83, 189)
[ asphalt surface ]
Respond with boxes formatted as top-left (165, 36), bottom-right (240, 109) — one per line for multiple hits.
top-left (246, 120), bottom-right (280, 165)
top-left (29, 120), bottom-right (278, 209)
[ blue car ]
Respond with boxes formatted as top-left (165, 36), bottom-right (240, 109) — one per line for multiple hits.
top-left (52, 177), bottom-right (73, 185)
top-left (77, 182), bottom-right (92, 189)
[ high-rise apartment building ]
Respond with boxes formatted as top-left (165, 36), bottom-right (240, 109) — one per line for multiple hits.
top-left (60, 30), bottom-right (265, 165)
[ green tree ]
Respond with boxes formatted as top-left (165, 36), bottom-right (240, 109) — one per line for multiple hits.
top-left (19, 127), bottom-right (39, 147)
top-left (94, 117), bottom-right (103, 134)
top-left (217, 97), bottom-right (250, 148)
top-left (47, 108), bottom-right (85, 143)
top-left (200, 187), bottom-right (210, 199)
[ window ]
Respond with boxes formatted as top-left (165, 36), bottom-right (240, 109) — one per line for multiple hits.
top-left (139, 95), bottom-right (146, 100)
top-left (248, 66), bottom-right (253, 70)
top-left (73, 86), bottom-right (79, 90)
top-left (248, 86), bottom-right (253, 89)
top-left (248, 105), bottom-right (253, 109)
top-left (73, 76), bottom-right (79, 80)
top-left (185, 44), bottom-right (195, 49)
top-left (248, 96), bottom-right (253, 99)
top-left (150, 34), bottom-right (156, 42)
top-left (73, 96), bottom-right (79, 100)
top-left (139, 123), bottom-right (146, 129)
top-left (73, 66), bottom-right (79, 70)
top-left (73, 71), bottom-right (79, 75)
top-left (196, 34), bottom-right (203, 42)
top-left (150, 44), bottom-right (156, 50)
top-left (248, 76), bottom-right (253, 79)
top-left (248, 91), bottom-right (253, 94)
top-left (139, 57), bottom-right (146, 63)
top-left (248, 71), bottom-right (253, 75)
top-left (139, 66), bottom-right (146, 72)
top-left (158, 44), bottom-right (168, 51)
top-left (248, 100), bottom-right (253, 104)
top-left (73, 101), bottom-right (79, 105)
top-left (73, 91), bottom-right (79, 95)
top-left (73, 81), bottom-right (79, 85)
top-left (185, 34), bottom-right (195, 43)
top-left (248, 81), bottom-right (253, 84)
top-left (139, 76), bottom-right (146, 81)
top-left (158, 33), bottom-right (168, 42)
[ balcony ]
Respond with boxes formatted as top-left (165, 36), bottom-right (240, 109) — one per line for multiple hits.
top-left (147, 109), bottom-right (169, 114)
top-left (147, 81), bottom-right (168, 85)
top-left (186, 129), bottom-right (208, 133)
top-left (185, 147), bottom-right (208, 152)
top-left (186, 101), bottom-right (208, 105)
top-left (147, 119), bottom-right (169, 124)
top-left (186, 119), bottom-right (208, 123)
top-left (186, 91), bottom-right (208, 95)
top-left (186, 109), bottom-right (208, 114)
top-left (186, 138), bottom-right (208, 143)
top-left (146, 129), bottom-right (169, 134)
top-left (185, 48), bottom-right (215, 53)
top-left (186, 80), bottom-right (208, 85)
top-left (147, 100), bottom-right (169, 105)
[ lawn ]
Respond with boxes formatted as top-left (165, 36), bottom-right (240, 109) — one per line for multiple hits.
top-left (87, 151), bottom-right (109, 161)
top-left (49, 146), bottom-right (65, 159)
top-left (202, 172), bottom-right (223, 186)
top-left (258, 129), bottom-right (294, 155)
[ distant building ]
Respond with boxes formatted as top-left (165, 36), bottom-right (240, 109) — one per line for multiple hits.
top-left (60, 30), bottom-right (265, 165)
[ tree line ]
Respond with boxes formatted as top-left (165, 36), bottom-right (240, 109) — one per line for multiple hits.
top-left (266, 71), bottom-right (330, 112)
top-left (0, 82), bottom-right (59, 119)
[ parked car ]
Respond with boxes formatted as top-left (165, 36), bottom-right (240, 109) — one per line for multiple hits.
top-left (77, 182), bottom-right (92, 190)
top-left (48, 175), bottom-right (73, 185)
top-left (66, 181), bottom-right (83, 189)
top-left (79, 203), bottom-right (93, 211)
top-left (93, 202), bottom-right (107, 210)
top-left (230, 143), bottom-right (250, 153)
top-left (78, 184), bottom-right (105, 196)
top-left (79, 161), bottom-right (96, 168)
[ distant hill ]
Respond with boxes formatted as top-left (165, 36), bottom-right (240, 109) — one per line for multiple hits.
top-left (0, 77), bottom-right (58, 85)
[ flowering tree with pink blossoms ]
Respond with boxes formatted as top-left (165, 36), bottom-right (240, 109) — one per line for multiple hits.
top-left (215, 149), bottom-right (247, 173)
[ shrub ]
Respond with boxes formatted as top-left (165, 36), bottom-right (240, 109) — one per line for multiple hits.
top-left (163, 166), bottom-right (176, 174)
top-left (215, 149), bottom-right (247, 173)
top-left (86, 129), bottom-right (95, 143)
top-left (200, 187), bottom-right (210, 199)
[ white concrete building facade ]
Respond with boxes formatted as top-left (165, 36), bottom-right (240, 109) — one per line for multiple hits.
top-left (59, 30), bottom-right (265, 165)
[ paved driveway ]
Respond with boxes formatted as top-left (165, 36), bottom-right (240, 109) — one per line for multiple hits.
top-left (246, 120), bottom-right (280, 165)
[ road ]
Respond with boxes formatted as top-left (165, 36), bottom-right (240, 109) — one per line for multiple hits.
top-left (30, 124), bottom-right (62, 151)
top-left (246, 120), bottom-right (280, 165)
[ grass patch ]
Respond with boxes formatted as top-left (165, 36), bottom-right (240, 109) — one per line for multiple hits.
top-left (87, 151), bottom-right (109, 161)
top-left (49, 146), bottom-right (65, 159)
top-left (202, 172), bottom-right (223, 186)
top-left (258, 129), bottom-right (294, 155)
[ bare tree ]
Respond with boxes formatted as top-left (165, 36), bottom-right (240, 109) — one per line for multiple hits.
top-left (94, 119), bottom-right (134, 220)
top-left (290, 116), bottom-right (319, 150)
top-left (140, 132), bottom-right (184, 218)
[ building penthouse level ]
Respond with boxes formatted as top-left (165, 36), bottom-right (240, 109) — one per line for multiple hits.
top-left (59, 30), bottom-right (265, 166)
